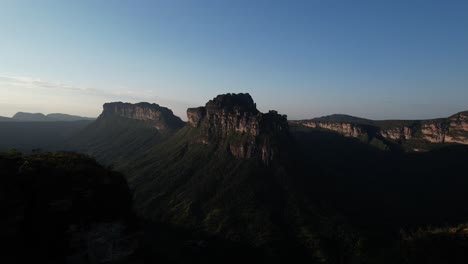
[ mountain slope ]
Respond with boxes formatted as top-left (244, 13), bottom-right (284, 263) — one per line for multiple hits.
top-left (121, 94), bottom-right (360, 262)
top-left (68, 101), bottom-right (185, 165)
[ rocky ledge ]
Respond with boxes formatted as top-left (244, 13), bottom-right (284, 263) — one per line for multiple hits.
top-left (297, 111), bottom-right (468, 146)
top-left (187, 93), bottom-right (289, 164)
top-left (101, 102), bottom-right (184, 130)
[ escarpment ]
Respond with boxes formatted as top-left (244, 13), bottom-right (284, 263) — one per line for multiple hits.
top-left (301, 121), bottom-right (366, 138)
top-left (295, 111), bottom-right (468, 147)
top-left (102, 102), bottom-right (184, 130)
top-left (187, 93), bottom-right (289, 164)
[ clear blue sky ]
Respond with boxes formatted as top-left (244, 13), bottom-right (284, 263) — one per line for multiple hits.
top-left (0, 0), bottom-right (467, 120)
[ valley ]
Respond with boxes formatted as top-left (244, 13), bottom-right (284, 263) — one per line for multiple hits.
top-left (2, 93), bottom-right (466, 263)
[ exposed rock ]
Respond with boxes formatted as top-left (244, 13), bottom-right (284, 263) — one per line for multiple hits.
top-left (416, 112), bottom-right (468, 144)
top-left (187, 93), bottom-right (288, 164)
top-left (421, 122), bottom-right (447, 143)
top-left (380, 126), bottom-right (413, 140)
top-left (445, 111), bottom-right (468, 144)
top-left (102, 102), bottom-right (185, 130)
top-left (301, 122), bottom-right (365, 138)
top-left (296, 111), bottom-right (468, 147)
top-left (300, 120), bottom-right (418, 143)
top-left (187, 107), bottom-right (206, 127)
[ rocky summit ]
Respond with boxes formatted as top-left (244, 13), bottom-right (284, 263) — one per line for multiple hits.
top-left (187, 93), bottom-right (289, 164)
top-left (102, 102), bottom-right (184, 131)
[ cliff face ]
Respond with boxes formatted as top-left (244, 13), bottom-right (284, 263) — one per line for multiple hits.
top-left (187, 93), bottom-right (289, 164)
top-left (445, 111), bottom-right (468, 144)
top-left (421, 112), bottom-right (468, 144)
top-left (420, 122), bottom-right (447, 143)
top-left (296, 111), bottom-right (468, 146)
top-left (301, 122), bottom-right (366, 138)
top-left (102, 102), bottom-right (185, 130)
top-left (380, 127), bottom-right (413, 140)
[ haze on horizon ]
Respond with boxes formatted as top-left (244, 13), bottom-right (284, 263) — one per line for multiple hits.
top-left (1, 0), bottom-right (467, 120)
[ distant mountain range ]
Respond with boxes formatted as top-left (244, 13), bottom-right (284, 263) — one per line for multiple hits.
top-left (0, 112), bottom-right (95, 152)
top-left (0, 116), bottom-right (12, 121)
top-left (0, 112), bottom-right (95, 122)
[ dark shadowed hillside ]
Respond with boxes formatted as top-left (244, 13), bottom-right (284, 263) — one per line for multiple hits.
top-left (290, 124), bottom-right (468, 262)
top-left (1, 151), bottom-right (136, 264)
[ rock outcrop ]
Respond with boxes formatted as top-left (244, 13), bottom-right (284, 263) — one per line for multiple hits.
top-left (102, 102), bottom-right (185, 130)
top-left (296, 111), bottom-right (468, 146)
top-left (301, 122), bottom-right (366, 138)
top-left (187, 93), bottom-right (289, 164)
top-left (380, 127), bottom-right (413, 140)
top-left (420, 122), bottom-right (447, 143)
top-left (420, 112), bottom-right (468, 144)
top-left (445, 111), bottom-right (468, 144)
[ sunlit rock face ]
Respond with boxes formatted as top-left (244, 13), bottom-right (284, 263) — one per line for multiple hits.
top-left (302, 121), bottom-right (416, 141)
top-left (420, 122), bottom-right (447, 143)
top-left (297, 111), bottom-right (468, 146)
top-left (444, 111), bottom-right (468, 144)
top-left (302, 122), bottom-right (365, 138)
top-left (187, 93), bottom-right (289, 164)
top-left (420, 111), bottom-right (468, 144)
top-left (380, 127), bottom-right (414, 140)
top-left (102, 102), bottom-right (185, 130)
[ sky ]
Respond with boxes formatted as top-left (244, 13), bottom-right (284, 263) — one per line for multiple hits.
top-left (0, 0), bottom-right (467, 120)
